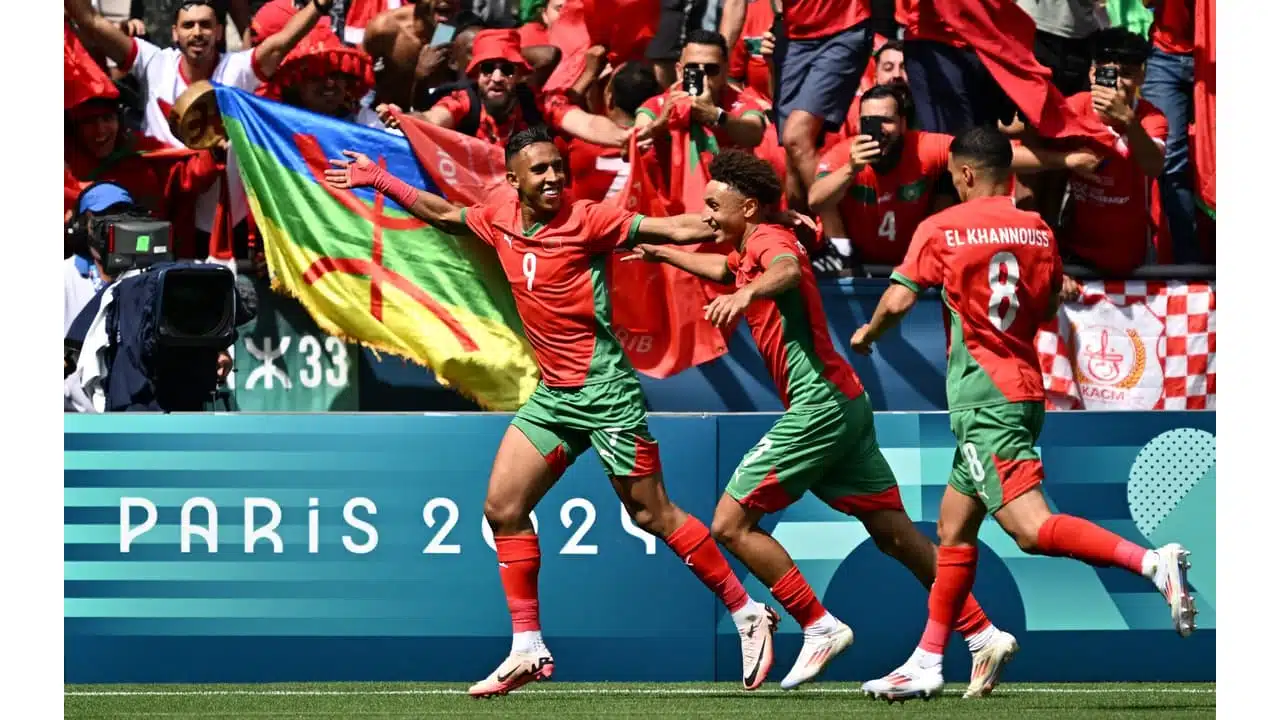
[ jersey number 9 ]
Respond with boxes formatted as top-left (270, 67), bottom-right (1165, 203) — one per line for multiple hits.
top-left (523, 252), bottom-right (537, 291)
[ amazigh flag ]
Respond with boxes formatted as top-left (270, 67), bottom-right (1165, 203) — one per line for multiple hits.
top-left (396, 113), bottom-right (728, 378)
top-left (216, 86), bottom-right (539, 410)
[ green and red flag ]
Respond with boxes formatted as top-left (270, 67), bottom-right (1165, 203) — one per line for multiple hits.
top-left (216, 86), bottom-right (539, 410)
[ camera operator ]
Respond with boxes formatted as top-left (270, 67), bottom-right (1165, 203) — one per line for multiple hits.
top-left (65, 182), bottom-right (248, 413)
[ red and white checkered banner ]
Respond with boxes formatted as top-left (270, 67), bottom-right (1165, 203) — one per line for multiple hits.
top-left (1037, 280), bottom-right (1216, 411)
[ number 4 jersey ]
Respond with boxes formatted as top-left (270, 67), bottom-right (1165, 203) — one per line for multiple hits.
top-left (891, 196), bottom-right (1062, 411)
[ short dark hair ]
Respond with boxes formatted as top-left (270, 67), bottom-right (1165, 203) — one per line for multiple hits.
top-left (505, 125), bottom-right (556, 166)
top-left (709, 150), bottom-right (782, 206)
top-left (860, 84), bottom-right (903, 116)
top-left (1091, 27), bottom-right (1150, 66)
top-left (610, 62), bottom-right (662, 117)
top-left (174, 0), bottom-right (220, 23)
top-left (949, 125), bottom-right (1013, 173)
top-left (683, 29), bottom-right (729, 57)
top-left (874, 39), bottom-right (905, 62)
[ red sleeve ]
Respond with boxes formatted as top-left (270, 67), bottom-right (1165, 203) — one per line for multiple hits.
top-left (752, 227), bottom-right (801, 268)
top-left (729, 36), bottom-right (748, 80)
top-left (585, 202), bottom-right (640, 252)
top-left (462, 204), bottom-right (497, 246)
top-left (728, 87), bottom-right (771, 120)
top-left (725, 249), bottom-right (743, 273)
top-left (122, 37), bottom-right (140, 73)
top-left (919, 131), bottom-right (954, 175)
top-left (435, 90), bottom-right (473, 127)
top-left (1140, 102), bottom-right (1170, 145)
top-left (636, 94), bottom-right (663, 120)
top-left (816, 139), bottom-right (850, 178)
top-left (891, 219), bottom-right (944, 291)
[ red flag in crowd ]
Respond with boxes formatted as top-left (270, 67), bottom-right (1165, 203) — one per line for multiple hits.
top-left (64, 18), bottom-right (117, 111)
top-left (395, 115), bottom-right (728, 378)
top-left (924, 0), bottom-right (1115, 148)
top-left (1193, 0), bottom-right (1215, 217)
top-left (608, 134), bottom-right (730, 377)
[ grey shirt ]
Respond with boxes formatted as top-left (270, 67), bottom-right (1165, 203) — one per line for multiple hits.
top-left (1016, 0), bottom-right (1107, 40)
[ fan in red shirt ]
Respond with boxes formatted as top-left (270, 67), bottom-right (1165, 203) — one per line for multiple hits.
top-left (414, 29), bottom-right (629, 149)
top-left (727, 0), bottom-right (777, 101)
top-left (722, 0), bottom-right (874, 209)
top-left (852, 126), bottom-right (1196, 702)
top-left (811, 86), bottom-right (952, 267)
top-left (1061, 29), bottom-right (1168, 277)
top-left (837, 39), bottom-right (910, 140)
top-left (518, 0), bottom-right (565, 48)
top-left (567, 62), bottom-right (663, 202)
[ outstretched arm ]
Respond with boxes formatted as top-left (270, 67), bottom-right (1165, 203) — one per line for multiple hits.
top-left (624, 244), bottom-right (733, 284)
top-left (703, 255), bottom-right (801, 328)
top-left (632, 214), bottom-right (717, 245)
top-left (252, 0), bottom-right (330, 79)
top-left (324, 151), bottom-right (468, 234)
top-left (65, 0), bottom-right (134, 67)
top-left (849, 282), bottom-right (918, 355)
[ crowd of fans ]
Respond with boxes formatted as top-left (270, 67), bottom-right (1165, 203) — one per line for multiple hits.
top-left (65, 0), bottom-right (1213, 304)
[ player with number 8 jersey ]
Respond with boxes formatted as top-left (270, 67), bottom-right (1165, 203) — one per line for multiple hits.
top-left (325, 127), bottom-right (781, 699)
top-left (852, 127), bottom-right (1198, 703)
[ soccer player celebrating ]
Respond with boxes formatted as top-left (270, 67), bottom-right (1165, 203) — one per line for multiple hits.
top-left (626, 150), bottom-right (1016, 695)
top-left (325, 128), bottom-right (779, 697)
top-left (850, 126), bottom-right (1196, 702)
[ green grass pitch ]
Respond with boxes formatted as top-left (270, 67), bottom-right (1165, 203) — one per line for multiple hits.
top-left (65, 681), bottom-right (1215, 718)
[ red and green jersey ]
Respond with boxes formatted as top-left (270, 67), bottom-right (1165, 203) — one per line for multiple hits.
top-left (462, 199), bottom-right (643, 387)
top-left (891, 196), bottom-right (1061, 410)
top-left (816, 130), bottom-right (953, 265)
top-left (636, 85), bottom-right (772, 151)
top-left (727, 223), bottom-right (865, 407)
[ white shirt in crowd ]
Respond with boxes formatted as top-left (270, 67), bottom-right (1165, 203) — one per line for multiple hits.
top-left (125, 38), bottom-right (265, 232)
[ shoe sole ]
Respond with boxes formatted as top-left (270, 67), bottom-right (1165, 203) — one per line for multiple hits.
top-left (779, 625), bottom-right (854, 690)
top-left (863, 686), bottom-right (943, 704)
top-left (742, 607), bottom-right (781, 692)
top-left (1169, 549), bottom-right (1197, 638)
top-left (468, 662), bottom-right (555, 699)
top-left (963, 638), bottom-right (1020, 699)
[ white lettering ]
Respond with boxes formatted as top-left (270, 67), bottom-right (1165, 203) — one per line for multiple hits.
top-left (119, 497), bottom-right (157, 553)
top-left (308, 497), bottom-right (320, 554)
top-left (180, 497), bottom-right (218, 553)
top-left (343, 497), bottom-right (379, 554)
top-left (243, 498), bottom-right (284, 554)
top-left (619, 502), bottom-right (657, 555)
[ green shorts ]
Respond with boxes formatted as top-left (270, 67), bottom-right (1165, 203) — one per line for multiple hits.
top-left (725, 393), bottom-right (902, 517)
top-left (949, 401), bottom-right (1047, 514)
top-left (511, 376), bottom-right (660, 479)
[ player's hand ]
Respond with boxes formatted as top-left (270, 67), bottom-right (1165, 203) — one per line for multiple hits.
top-left (324, 150), bottom-right (376, 189)
top-left (622, 244), bottom-right (665, 263)
top-left (761, 31), bottom-right (776, 57)
top-left (216, 351), bottom-right (233, 382)
top-left (376, 103), bottom-right (402, 130)
top-left (689, 83), bottom-right (720, 127)
top-left (849, 324), bottom-right (875, 356)
top-left (1091, 85), bottom-right (1134, 128)
top-left (704, 289), bottom-right (753, 328)
top-left (849, 135), bottom-right (882, 170)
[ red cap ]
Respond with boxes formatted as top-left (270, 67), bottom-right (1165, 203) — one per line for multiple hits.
top-left (261, 26), bottom-right (375, 102)
top-left (65, 19), bottom-right (119, 111)
top-left (466, 29), bottom-right (533, 76)
top-left (249, 0), bottom-right (333, 45)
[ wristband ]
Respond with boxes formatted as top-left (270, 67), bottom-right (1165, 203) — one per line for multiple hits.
top-left (355, 163), bottom-right (420, 210)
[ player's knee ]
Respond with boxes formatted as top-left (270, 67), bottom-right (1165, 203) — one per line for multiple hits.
top-left (870, 526), bottom-right (909, 559)
top-left (710, 511), bottom-right (746, 547)
top-left (1010, 527), bottom-right (1042, 554)
top-left (781, 115), bottom-right (819, 156)
top-left (935, 515), bottom-right (964, 547)
top-left (483, 498), bottom-right (529, 535)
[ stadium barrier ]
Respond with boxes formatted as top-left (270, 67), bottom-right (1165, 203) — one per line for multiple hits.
top-left (65, 411), bottom-right (1215, 684)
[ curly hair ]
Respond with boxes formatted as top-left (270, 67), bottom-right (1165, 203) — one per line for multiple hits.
top-left (708, 150), bottom-right (783, 207)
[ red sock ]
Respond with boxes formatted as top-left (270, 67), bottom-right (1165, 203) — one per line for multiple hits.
top-left (770, 566), bottom-right (826, 629)
top-left (1036, 514), bottom-right (1148, 574)
top-left (495, 535), bottom-right (541, 633)
top-left (954, 593), bottom-right (993, 639)
top-left (919, 545), bottom-right (978, 654)
top-left (664, 516), bottom-right (750, 613)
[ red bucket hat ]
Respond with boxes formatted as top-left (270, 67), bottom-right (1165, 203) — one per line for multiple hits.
top-left (248, 0), bottom-right (333, 45)
top-left (466, 28), bottom-right (533, 76)
top-left (261, 26), bottom-right (375, 102)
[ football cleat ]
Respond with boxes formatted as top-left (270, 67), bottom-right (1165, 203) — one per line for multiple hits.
top-left (779, 621), bottom-right (853, 690)
top-left (1153, 543), bottom-right (1197, 637)
top-left (467, 650), bottom-right (555, 698)
top-left (861, 662), bottom-right (945, 703)
top-left (963, 630), bottom-right (1019, 698)
top-left (739, 605), bottom-right (781, 690)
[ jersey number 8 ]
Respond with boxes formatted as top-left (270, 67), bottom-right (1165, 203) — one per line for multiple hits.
top-left (987, 251), bottom-right (1020, 331)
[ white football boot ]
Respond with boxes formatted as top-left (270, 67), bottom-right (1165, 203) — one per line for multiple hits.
top-left (468, 650), bottom-right (555, 698)
top-left (963, 630), bottom-right (1019, 698)
top-left (861, 661), bottom-right (945, 703)
top-left (779, 620), bottom-right (854, 689)
top-left (1152, 543), bottom-right (1197, 637)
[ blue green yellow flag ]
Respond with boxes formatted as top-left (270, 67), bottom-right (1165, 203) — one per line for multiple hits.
top-left (216, 86), bottom-right (538, 410)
